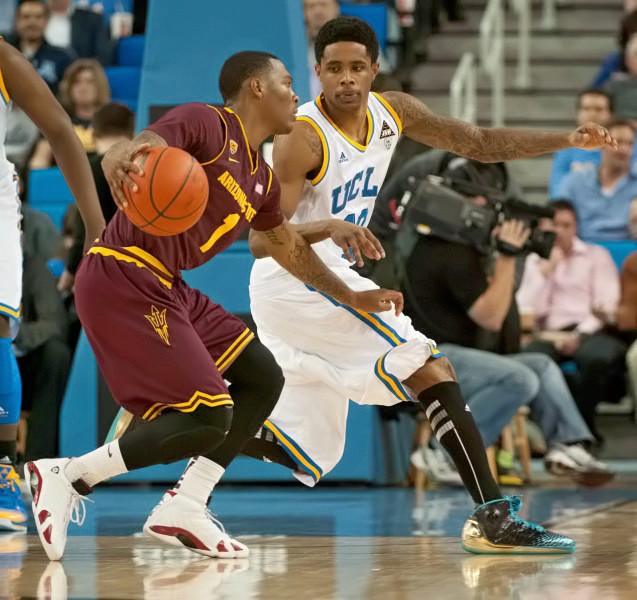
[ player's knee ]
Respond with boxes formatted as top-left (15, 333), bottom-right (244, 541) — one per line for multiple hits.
top-left (194, 403), bottom-right (234, 438)
top-left (405, 356), bottom-right (457, 396)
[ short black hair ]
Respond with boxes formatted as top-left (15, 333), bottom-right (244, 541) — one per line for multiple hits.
top-left (608, 119), bottom-right (636, 133)
top-left (551, 199), bottom-right (577, 218)
top-left (93, 102), bottom-right (135, 139)
top-left (17, 0), bottom-right (49, 16)
top-left (315, 16), bottom-right (379, 64)
top-left (218, 51), bottom-right (280, 104)
top-left (577, 88), bottom-right (613, 113)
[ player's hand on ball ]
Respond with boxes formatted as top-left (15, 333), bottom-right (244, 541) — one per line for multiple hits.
top-left (569, 122), bottom-right (617, 150)
top-left (350, 289), bottom-right (404, 316)
top-left (102, 141), bottom-right (151, 209)
top-left (331, 221), bottom-right (385, 267)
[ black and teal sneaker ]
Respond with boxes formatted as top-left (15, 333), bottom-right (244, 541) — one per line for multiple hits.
top-left (461, 496), bottom-right (575, 554)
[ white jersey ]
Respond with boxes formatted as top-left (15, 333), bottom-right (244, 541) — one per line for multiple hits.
top-left (249, 94), bottom-right (443, 487)
top-left (251, 92), bottom-right (402, 288)
top-left (0, 67), bottom-right (23, 324)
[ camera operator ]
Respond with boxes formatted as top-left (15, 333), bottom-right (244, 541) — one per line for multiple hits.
top-left (373, 151), bottom-right (614, 486)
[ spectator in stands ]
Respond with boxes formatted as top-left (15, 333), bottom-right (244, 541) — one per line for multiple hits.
top-left (549, 89), bottom-right (612, 198)
top-left (556, 121), bottom-right (637, 241)
top-left (372, 152), bottom-right (612, 485)
top-left (592, 250), bottom-right (637, 411)
top-left (591, 9), bottom-right (637, 89)
top-left (45, 0), bottom-right (114, 65)
top-left (29, 58), bottom-right (111, 169)
top-left (8, 0), bottom-right (75, 95)
top-left (518, 200), bottom-right (627, 442)
top-left (13, 247), bottom-right (71, 462)
top-left (21, 204), bottom-right (61, 265)
top-left (605, 33), bottom-right (637, 123)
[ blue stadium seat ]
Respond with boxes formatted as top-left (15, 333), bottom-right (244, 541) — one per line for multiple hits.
top-left (27, 168), bottom-right (73, 229)
top-left (105, 66), bottom-right (141, 104)
top-left (340, 1), bottom-right (388, 50)
top-left (117, 35), bottom-right (145, 67)
top-left (592, 240), bottom-right (637, 270)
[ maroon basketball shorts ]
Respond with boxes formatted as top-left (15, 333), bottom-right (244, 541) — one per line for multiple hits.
top-left (74, 246), bottom-right (254, 421)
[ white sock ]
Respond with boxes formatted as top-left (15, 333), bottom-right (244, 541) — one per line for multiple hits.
top-left (172, 456), bottom-right (224, 505)
top-left (65, 440), bottom-right (128, 488)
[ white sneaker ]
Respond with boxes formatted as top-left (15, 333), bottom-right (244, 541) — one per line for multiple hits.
top-left (411, 446), bottom-right (463, 487)
top-left (24, 459), bottom-right (92, 561)
top-left (544, 444), bottom-right (615, 487)
top-left (143, 491), bottom-right (249, 559)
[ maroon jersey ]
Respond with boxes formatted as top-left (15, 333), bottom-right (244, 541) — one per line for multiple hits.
top-left (101, 103), bottom-right (283, 275)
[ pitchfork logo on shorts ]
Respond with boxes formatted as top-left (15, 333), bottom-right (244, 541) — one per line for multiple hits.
top-left (145, 305), bottom-right (170, 346)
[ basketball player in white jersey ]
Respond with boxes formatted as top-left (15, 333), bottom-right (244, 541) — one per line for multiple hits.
top-left (0, 38), bottom-right (104, 532)
top-left (245, 17), bottom-right (616, 554)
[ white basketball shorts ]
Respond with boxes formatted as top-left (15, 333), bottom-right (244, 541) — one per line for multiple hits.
top-left (249, 261), bottom-right (444, 486)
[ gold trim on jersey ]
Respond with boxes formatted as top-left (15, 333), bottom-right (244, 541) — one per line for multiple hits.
top-left (371, 92), bottom-right (403, 135)
top-left (143, 391), bottom-right (233, 422)
top-left (296, 116), bottom-right (329, 186)
top-left (215, 328), bottom-right (255, 372)
top-left (0, 67), bottom-right (10, 104)
top-left (315, 94), bottom-right (373, 152)
top-left (122, 246), bottom-right (173, 278)
top-left (266, 166), bottom-right (273, 195)
top-left (201, 105), bottom-right (229, 165)
top-left (88, 246), bottom-right (173, 289)
top-left (224, 107), bottom-right (259, 175)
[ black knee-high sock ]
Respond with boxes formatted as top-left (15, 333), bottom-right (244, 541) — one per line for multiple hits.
top-left (418, 381), bottom-right (501, 504)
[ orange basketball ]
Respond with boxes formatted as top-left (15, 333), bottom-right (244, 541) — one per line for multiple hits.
top-left (122, 146), bottom-right (209, 236)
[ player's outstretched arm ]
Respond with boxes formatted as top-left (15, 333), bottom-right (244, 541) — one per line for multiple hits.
top-left (253, 219), bottom-right (403, 315)
top-left (248, 121), bottom-right (385, 266)
top-left (382, 91), bottom-right (617, 163)
top-left (0, 40), bottom-right (105, 245)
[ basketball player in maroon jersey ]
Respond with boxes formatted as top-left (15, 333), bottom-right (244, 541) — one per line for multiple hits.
top-left (25, 51), bottom-right (401, 562)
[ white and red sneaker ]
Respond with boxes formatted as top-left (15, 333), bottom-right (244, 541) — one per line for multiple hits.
top-left (143, 491), bottom-right (249, 559)
top-left (24, 459), bottom-right (92, 561)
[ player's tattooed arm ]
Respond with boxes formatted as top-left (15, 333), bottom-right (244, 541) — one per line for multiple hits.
top-left (102, 129), bottom-right (167, 210)
top-left (254, 219), bottom-right (404, 315)
top-left (382, 91), bottom-right (616, 162)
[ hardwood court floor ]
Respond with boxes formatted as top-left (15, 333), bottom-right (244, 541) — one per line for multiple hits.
top-left (6, 486), bottom-right (637, 599)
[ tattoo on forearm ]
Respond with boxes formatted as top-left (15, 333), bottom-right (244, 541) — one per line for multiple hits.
top-left (385, 91), bottom-right (570, 162)
top-left (285, 235), bottom-right (351, 303)
top-left (265, 229), bottom-right (284, 246)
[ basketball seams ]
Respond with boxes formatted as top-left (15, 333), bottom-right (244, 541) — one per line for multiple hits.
top-left (144, 154), bottom-right (196, 227)
top-left (122, 146), bottom-right (208, 235)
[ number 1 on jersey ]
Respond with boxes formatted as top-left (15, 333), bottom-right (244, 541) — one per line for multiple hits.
top-left (199, 213), bottom-right (240, 253)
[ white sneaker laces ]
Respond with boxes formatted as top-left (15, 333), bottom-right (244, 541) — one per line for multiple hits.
top-left (70, 494), bottom-right (94, 527)
top-left (205, 508), bottom-right (227, 534)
